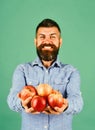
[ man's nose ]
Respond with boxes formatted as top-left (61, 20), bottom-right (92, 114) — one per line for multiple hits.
top-left (44, 37), bottom-right (51, 44)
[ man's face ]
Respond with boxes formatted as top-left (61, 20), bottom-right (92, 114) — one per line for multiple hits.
top-left (34, 27), bottom-right (62, 61)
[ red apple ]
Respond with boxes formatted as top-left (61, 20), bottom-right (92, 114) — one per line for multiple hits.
top-left (47, 90), bottom-right (64, 108)
top-left (31, 95), bottom-right (46, 112)
top-left (18, 85), bottom-right (37, 100)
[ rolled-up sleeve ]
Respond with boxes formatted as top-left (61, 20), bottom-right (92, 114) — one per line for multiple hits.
top-left (64, 70), bottom-right (84, 114)
top-left (7, 64), bottom-right (26, 112)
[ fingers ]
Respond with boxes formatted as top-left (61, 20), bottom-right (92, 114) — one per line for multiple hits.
top-left (63, 98), bottom-right (68, 110)
top-left (62, 99), bottom-right (68, 111)
top-left (42, 111), bottom-right (50, 114)
top-left (43, 98), bottom-right (69, 115)
top-left (17, 93), bottom-right (21, 98)
top-left (54, 98), bottom-right (68, 113)
top-left (19, 96), bottom-right (40, 114)
top-left (25, 107), bottom-right (34, 113)
top-left (21, 97), bottom-right (40, 114)
top-left (21, 97), bottom-right (32, 108)
top-left (48, 106), bottom-right (60, 114)
top-left (42, 106), bottom-right (51, 114)
top-left (25, 107), bottom-right (40, 114)
top-left (43, 106), bottom-right (60, 115)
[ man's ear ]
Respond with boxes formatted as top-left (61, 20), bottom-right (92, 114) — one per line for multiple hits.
top-left (60, 38), bottom-right (62, 47)
top-left (34, 38), bottom-right (36, 46)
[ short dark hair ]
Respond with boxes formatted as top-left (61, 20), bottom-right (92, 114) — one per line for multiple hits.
top-left (36, 18), bottom-right (61, 34)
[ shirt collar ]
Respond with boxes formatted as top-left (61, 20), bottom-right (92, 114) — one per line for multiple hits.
top-left (31, 57), bottom-right (61, 68)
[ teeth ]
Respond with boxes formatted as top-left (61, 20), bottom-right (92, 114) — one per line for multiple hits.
top-left (44, 46), bottom-right (51, 48)
top-left (43, 46), bottom-right (53, 50)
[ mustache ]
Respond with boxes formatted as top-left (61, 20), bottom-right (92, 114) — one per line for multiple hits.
top-left (38, 43), bottom-right (56, 49)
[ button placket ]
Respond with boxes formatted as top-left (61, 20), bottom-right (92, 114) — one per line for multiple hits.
top-left (44, 69), bottom-right (49, 83)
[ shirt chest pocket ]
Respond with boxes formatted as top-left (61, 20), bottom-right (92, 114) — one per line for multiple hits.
top-left (26, 78), bottom-right (39, 87)
top-left (52, 78), bottom-right (69, 94)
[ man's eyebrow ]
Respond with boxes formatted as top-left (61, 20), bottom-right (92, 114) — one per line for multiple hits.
top-left (39, 33), bottom-right (57, 35)
top-left (50, 33), bottom-right (57, 35)
top-left (39, 33), bottom-right (45, 35)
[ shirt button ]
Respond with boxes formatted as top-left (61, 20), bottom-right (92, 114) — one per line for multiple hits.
top-left (28, 82), bottom-right (32, 85)
top-left (44, 125), bottom-right (48, 129)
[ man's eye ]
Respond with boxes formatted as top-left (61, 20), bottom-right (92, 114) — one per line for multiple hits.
top-left (51, 35), bottom-right (56, 39)
top-left (40, 36), bottom-right (45, 39)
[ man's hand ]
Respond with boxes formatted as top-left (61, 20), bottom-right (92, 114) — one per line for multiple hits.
top-left (18, 92), bottom-right (68, 115)
top-left (43, 98), bottom-right (68, 115)
top-left (18, 95), bottom-right (40, 114)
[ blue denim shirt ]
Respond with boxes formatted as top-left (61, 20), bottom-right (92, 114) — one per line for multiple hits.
top-left (7, 57), bottom-right (83, 130)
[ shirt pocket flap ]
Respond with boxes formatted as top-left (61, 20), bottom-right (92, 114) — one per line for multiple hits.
top-left (54, 78), bottom-right (69, 85)
top-left (26, 78), bottom-right (39, 86)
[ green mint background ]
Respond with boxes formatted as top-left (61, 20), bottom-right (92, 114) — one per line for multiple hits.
top-left (0, 0), bottom-right (95, 130)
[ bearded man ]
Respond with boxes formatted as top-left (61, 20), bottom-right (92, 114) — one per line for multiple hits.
top-left (7, 18), bottom-right (83, 130)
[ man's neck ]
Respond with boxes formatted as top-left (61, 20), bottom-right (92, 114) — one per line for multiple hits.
top-left (42, 60), bottom-right (54, 68)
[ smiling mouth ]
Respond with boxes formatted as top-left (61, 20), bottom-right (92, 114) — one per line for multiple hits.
top-left (42, 46), bottom-right (53, 50)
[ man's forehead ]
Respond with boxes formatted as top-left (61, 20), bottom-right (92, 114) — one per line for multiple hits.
top-left (37, 27), bottom-right (60, 35)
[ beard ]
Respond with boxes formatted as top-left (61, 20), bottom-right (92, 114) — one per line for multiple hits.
top-left (36, 43), bottom-right (59, 61)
